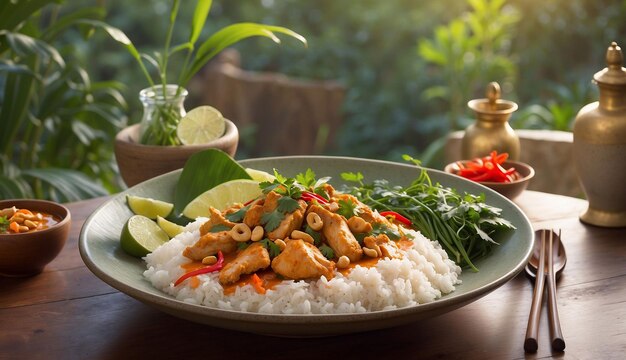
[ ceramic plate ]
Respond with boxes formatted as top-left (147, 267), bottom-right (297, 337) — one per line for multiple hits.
top-left (79, 156), bottom-right (533, 336)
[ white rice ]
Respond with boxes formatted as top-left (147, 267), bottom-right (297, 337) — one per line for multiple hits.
top-left (144, 218), bottom-right (462, 314)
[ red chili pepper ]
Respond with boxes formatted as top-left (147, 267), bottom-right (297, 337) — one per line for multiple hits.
top-left (455, 151), bottom-right (517, 183)
top-left (300, 191), bottom-right (329, 204)
top-left (174, 251), bottom-right (225, 286)
top-left (379, 211), bottom-right (412, 227)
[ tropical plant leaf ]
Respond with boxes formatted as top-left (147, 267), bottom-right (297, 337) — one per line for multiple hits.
top-left (190, 0), bottom-right (212, 45)
top-left (0, 174), bottom-right (29, 199)
top-left (21, 168), bottom-right (108, 202)
top-left (0, 59), bottom-right (40, 79)
top-left (42, 7), bottom-right (105, 41)
top-left (174, 149), bottom-right (252, 215)
top-left (181, 23), bottom-right (306, 85)
top-left (0, 31), bottom-right (65, 67)
top-left (0, 0), bottom-right (58, 33)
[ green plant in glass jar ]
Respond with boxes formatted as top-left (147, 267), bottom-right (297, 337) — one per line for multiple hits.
top-left (103, 0), bottom-right (306, 145)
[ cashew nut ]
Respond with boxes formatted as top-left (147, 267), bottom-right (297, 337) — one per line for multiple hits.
top-left (336, 255), bottom-right (350, 269)
top-left (347, 216), bottom-right (372, 233)
top-left (230, 223), bottom-right (252, 242)
top-left (202, 255), bottom-right (217, 265)
top-left (306, 212), bottom-right (323, 231)
top-left (363, 247), bottom-right (378, 258)
top-left (274, 239), bottom-right (287, 251)
top-left (251, 226), bottom-right (264, 242)
top-left (291, 230), bottom-right (314, 244)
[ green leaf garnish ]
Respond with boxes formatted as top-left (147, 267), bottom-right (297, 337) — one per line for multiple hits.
top-left (277, 196), bottom-right (299, 213)
top-left (0, 216), bottom-right (9, 232)
top-left (237, 241), bottom-right (250, 251)
top-left (226, 206), bottom-right (249, 223)
top-left (260, 238), bottom-right (281, 258)
top-left (336, 198), bottom-right (359, 219)
top-left (319, 244), bottom-right (335, 260)
top-left (261, 211), bottom-right (283, 232)
top-left (304, 225), bottom-right (322, 246)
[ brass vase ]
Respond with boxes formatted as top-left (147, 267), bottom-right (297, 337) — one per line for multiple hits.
top-left (573, 42), bottom-right (626, 227)
top-left (462, 82), bottom-right (520, 160)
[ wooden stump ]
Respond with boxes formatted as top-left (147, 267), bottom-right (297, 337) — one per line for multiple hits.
top-left (190, 49), bottom-right (346, 156)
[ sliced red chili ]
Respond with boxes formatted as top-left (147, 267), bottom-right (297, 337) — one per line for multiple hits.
top-left (174, 251), bottom-right (225, 286)
top-left (300, 191), bottom-right (329, 204)
top-left (379, 211), bottom-right (412, 227)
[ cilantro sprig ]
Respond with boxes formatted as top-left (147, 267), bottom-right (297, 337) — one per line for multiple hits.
top-left (260, 238), bottom-right (281, 258)
top-left (0, 216), bottom-right (9, 232)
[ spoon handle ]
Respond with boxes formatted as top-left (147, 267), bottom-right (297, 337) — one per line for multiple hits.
top-left (547, 230), bottom-right (566, 351)
top-left (524, 230), bottom-right (546, 353)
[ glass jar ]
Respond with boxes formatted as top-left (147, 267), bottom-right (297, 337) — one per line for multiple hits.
top-left (138, 84), bottom-right (188, 145)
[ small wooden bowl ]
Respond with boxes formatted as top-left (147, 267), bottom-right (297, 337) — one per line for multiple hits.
top-left (0, 199), bottom-right (71, 277)
top-left (114, 120), bottom-right (239, 187)
top-left (444, 160), bottom-right (535, 200)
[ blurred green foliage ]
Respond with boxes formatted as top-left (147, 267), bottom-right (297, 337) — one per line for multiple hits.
top-left (1, 1), bottom-right (127, 201)
top-left (90, 0), bottom-right (625, 163)
top-left (4, 0), bottom-right (626, 200)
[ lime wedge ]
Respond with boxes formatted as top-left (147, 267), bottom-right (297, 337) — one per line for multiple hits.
top-left (156, 215), bottom-right (184, 238)
top-left (245, 168), bottom-right (276, 182)
top-left (120, 215), bottom-right (169, 257)
top-left (127, 195), bottom-right (174, 219)
top-left (176, 105), bottom-right (226, 145)
top-left (183, 179), bottom-right (263, 219)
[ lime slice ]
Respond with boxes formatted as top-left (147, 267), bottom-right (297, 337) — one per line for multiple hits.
top-left (183, 179), bottom-right (262, 219)
top-left (156, 215), bottom-right (184, 238)
top-left (127, 195), bottom-right (174, 219)
top-left (176, 105), bottom-right (226, 145)
top-left (120, 215), bottom-right (169, 257)
top-left (245, 168), bottom-right (276, 182)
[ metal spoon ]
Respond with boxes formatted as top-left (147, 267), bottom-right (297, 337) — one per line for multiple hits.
top-left (524, 229), bottom-right (567, 352)
top-left (525, 229), bottom-right (567, 280)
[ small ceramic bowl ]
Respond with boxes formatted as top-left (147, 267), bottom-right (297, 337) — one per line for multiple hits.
top-left (444, 160), bottom-right (535, 200)
top-left (0, 199), bottom-right (71, 277)
top-left (114, 120), bottom-right (239, 187)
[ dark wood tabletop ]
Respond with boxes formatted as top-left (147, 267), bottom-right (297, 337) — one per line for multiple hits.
top-left (1, 191), bottom-right (625, 359)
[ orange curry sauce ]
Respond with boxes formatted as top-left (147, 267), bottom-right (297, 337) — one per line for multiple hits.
top-left (178, 238), bottom-right (416, 293)
top-left (0, 208), bottom-right (60, 234)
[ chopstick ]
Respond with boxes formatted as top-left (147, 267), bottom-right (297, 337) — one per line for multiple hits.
top-left (524, 229), bottom-right (546, 352)
top-left (547, 229), bottom-right (566, 351)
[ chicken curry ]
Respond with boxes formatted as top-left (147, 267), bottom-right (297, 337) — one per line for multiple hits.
top-left (177, 181), bottom-right (415, 293)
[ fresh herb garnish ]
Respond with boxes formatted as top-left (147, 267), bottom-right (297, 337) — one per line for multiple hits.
top-left (341, 155), bottom-right (515, 271)
top-left (261, 211), bottom-right (283, 232)
top-left (226, 205), bottom-right (250, 223)
top-left (304, 225), bottom-right (322, 246)
top-left (319, 244), bottom-right (335, 260)
top-left (0, 216), bottom-right (9, 232)
top-left (336, 198), bottom-right (359, 219)
top-left (260, 238), bottom-right (281, 258)
top-left (237, 241), bottom-right (250, 251)
top-left (371, 222), bottom-right (401, 241)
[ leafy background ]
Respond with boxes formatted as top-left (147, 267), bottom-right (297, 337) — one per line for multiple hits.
top-left (2, 0), bottom-right (625, 201)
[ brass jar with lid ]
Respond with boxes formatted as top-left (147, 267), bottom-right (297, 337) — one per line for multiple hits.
top-left (462, 82), bottom-right (520, 160)
top-left (573, 42), bottom-right (626, 227)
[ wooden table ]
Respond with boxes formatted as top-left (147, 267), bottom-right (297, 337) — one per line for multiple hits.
top-left (1, 191), bottom-right (625, 359)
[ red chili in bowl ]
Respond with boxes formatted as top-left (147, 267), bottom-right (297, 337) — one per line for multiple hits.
top-left (455, 151), bottom-right (519, 183)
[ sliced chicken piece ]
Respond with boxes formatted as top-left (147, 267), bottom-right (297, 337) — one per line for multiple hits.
top-left (243, 203), bottom-right (264, 229)
top-left (183, 231), bottom-right (237, 261)
top-left (364, 234), bottom-right (402, 259)
top-left (267, 199), bottom-right (307, 240)
top-left (271, 239), bottom-right (335, 280)
top-left (308, 205), bottom-right (363, 262)
top-left (199, 207), bottom-right (236, 236)
top-left (218, 243), bottom-right (270, 285)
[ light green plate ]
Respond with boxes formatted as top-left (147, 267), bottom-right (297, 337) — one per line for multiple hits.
top-left (79, 156), bottom-right (533, 336)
